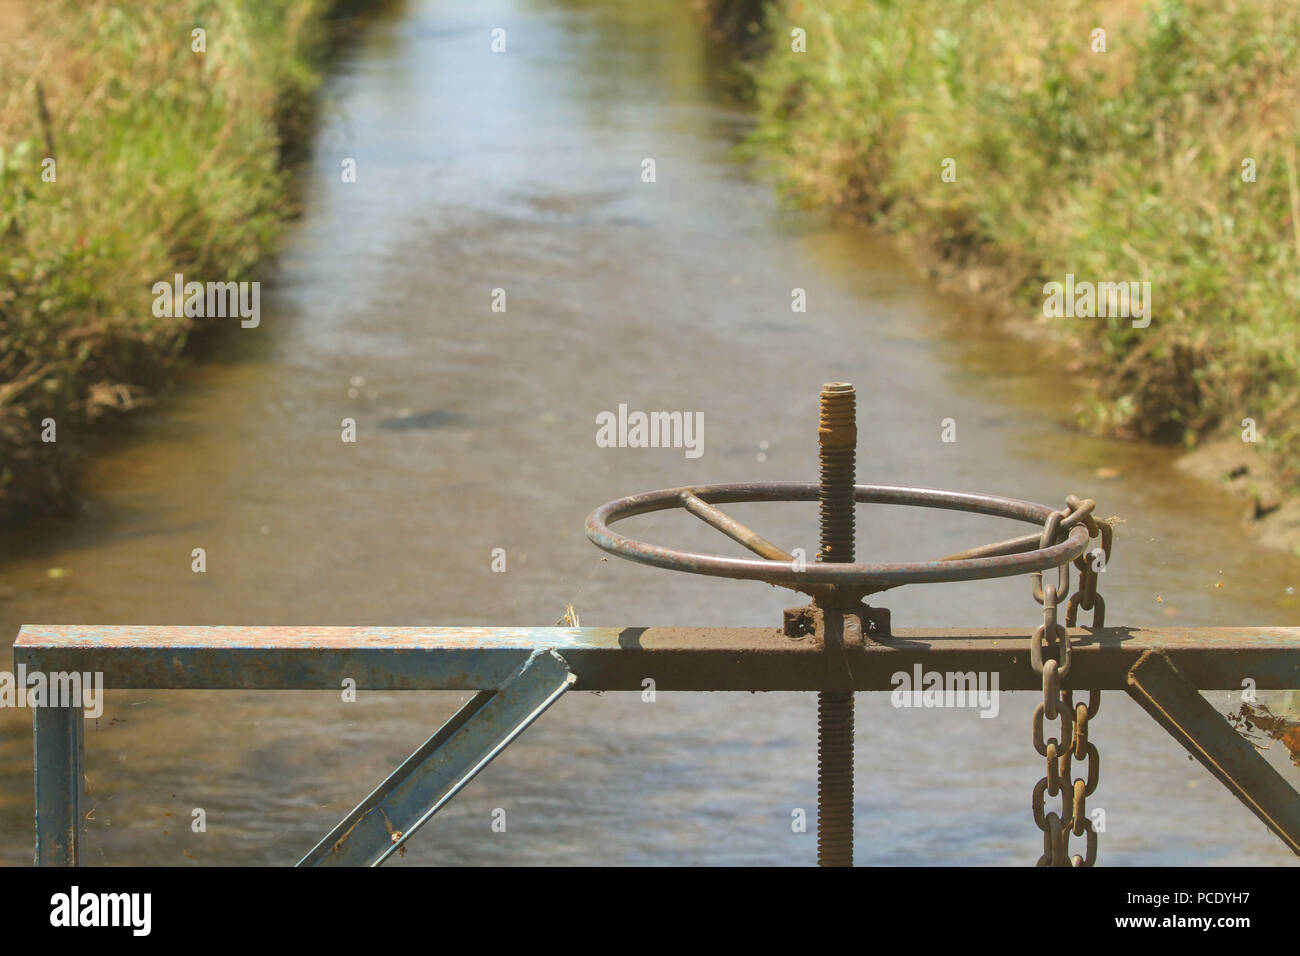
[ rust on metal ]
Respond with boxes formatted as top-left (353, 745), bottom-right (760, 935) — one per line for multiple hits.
top-left (13, 624), bottom-right (1300, 692)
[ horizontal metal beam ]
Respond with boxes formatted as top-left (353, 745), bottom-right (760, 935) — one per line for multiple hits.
top-left (14, 624), bottom-right (1300, 691)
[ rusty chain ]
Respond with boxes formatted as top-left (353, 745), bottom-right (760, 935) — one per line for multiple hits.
top-left (1028, 495), bottom-right (1112, 867)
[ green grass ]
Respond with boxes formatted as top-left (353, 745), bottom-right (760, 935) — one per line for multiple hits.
top-left (739, 0), bottom-right (1300, 482)
top-left (0, 0), bottom-right (338, 521)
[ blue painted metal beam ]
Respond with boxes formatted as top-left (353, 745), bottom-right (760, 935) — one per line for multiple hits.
top-left (33, 704), bottom-right (84, 866)
top-left (299, 649), bottom-right (575, 866)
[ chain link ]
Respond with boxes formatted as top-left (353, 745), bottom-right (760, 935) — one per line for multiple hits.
top-left (1029, 496), bottom-right (1111, 867)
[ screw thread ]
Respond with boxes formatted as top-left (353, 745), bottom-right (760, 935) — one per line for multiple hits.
top-left (815, 382), bottom-right (856, 867)
top-left (818, 383), bottom-right (856, 563)
top-left (817, 690), bottom-right (854, 866)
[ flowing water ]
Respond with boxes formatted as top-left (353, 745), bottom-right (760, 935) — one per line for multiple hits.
top-left (1, 0), bottom-right (1298, 865)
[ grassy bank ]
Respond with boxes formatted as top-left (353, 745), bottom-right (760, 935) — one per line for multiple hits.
top-left (0, 0), bottom-right (351, 522)
top-left (730, 0), bottom-right (1300, 488)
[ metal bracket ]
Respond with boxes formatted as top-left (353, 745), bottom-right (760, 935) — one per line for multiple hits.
top-left (783, 602), bottom-right (891, 693)
top-left (1126, 649), bottom-right (1300, 856)
top-left (299, 648), bottom-right (575, 866)
top-left (783, 603), bottom-right (892, 644)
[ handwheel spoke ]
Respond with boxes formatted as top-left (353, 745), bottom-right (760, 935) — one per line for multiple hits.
top-left (936, 504), bottom-right (1098, 563)
top-left (936, 532), bottom-right (1039, 563)
top-left (679, 491), bottom-right (795, 563)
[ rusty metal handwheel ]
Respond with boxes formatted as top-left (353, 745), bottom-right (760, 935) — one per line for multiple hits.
top-left (586, 481), bottom-right (1089, 597)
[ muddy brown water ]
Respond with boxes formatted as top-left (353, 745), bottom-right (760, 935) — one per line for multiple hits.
top-left (1, 0), bottom-right (1298, 865)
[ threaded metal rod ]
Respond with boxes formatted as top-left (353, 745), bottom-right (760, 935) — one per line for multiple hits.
top-left (816, 382), bottom-right (856, 867)
top-left (817, 383), bottom-right (856, 566)
top-left (816, 690), bottom-right (854, 866)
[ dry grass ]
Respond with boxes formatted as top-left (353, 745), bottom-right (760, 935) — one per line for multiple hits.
top-left (0, 0), bottom-right (333, 521)
top-left (743, 0), bottom-right (1300, 484)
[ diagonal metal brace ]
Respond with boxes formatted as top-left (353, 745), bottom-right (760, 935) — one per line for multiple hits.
top-left (299, 648), bottom-right (575, 866)
top-left (1126, 649), bottom-right (1300, 856)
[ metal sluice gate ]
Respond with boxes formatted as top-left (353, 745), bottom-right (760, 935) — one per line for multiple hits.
top-left (15, 383), bottom-right (1300, 866)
